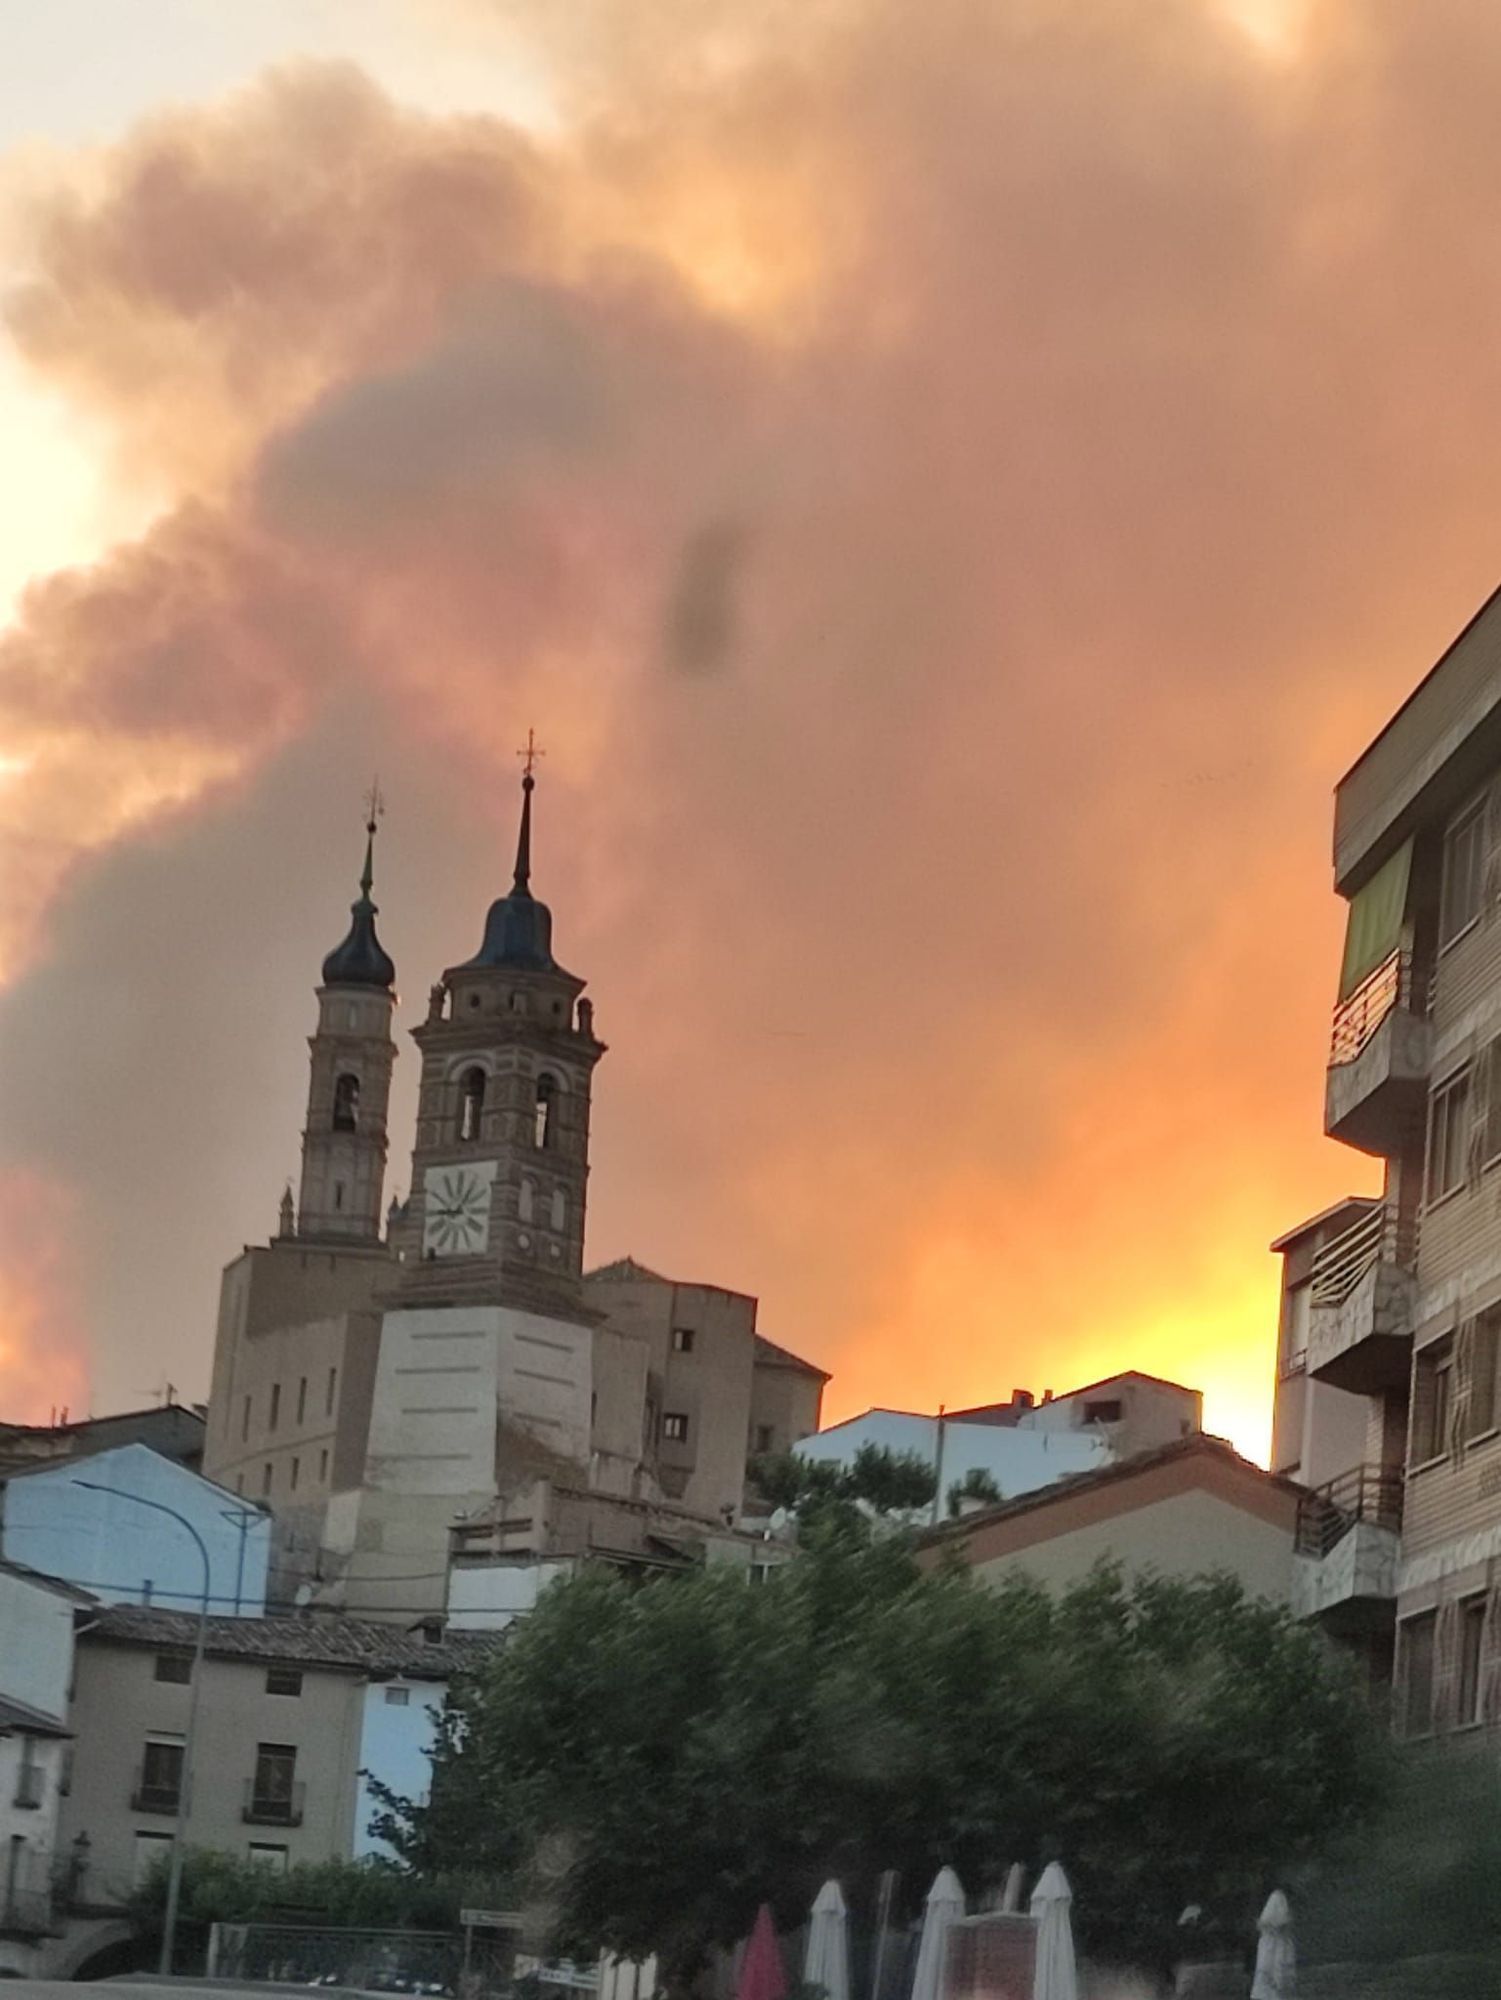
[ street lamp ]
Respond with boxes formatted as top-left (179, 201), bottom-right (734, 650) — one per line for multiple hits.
top-left (72, 1478), bottom-right (211, 1977)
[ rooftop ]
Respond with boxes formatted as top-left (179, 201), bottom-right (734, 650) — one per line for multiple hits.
top-left (79, 1606), bottom-right (506, 1678)
top-left (0, 1692), bottom-right (71, 1739)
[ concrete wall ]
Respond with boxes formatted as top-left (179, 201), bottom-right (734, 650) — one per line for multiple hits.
top-left (0, 1566), bottom-right (75, 1722)
top-left (747, 1357), bottom-right (823, 1460)
top-left (352, 1677), bottom-right (446, 1860)
top-left (59, 1641), bottom-right (365, 1905)
top-left (796, 1410), bottom-right (1105, 1504)
top-left (448, 1558), bottom-right (573, 1631)
top-left (3, 1444), bottom-right (270, 1617)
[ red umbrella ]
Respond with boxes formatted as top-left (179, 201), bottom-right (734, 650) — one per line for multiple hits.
top-left (737, 1904), bottom-right (788, 2000)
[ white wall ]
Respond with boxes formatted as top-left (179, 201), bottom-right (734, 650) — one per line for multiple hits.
top-left (794, 1410), bottom-right (1106, 1504)
top-left (447, 1559), bottom-right (574, 1630)
top-left (352, 1677), bottom-right (447, 1860)
top-left (3, 1443), bottom-right (270, 1615)
top-left (364, 1305), bottom-right (593, 1497)
top-left (0, 1567), bottom-right (75, 1722)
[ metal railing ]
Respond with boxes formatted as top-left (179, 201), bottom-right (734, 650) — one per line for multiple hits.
top-left (242, 1777), bottom-right (305, 1826)
top-left (1295, 1463), bottom-right (1405, 1559)
top-left (1330, 947), bottom-right (1417, 1065)
top-left (132, 1765), bottom-right (182, 1815)
top-left (1309, 1201), bottom-right (1417, 1308)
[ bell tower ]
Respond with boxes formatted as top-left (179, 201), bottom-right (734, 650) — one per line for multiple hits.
top-left (398, 747), bottom-right (605, 1313)
top-left (297, 798), bottom-right (398, 1242)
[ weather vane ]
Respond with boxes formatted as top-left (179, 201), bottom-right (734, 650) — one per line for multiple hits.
top-left (517, 730), bottom-right (545, 780)
top-left (364, 775), bottom-right (386, 833)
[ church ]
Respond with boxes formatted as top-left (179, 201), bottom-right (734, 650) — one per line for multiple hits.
top-left (201, 762), bottom-right (827, 1621)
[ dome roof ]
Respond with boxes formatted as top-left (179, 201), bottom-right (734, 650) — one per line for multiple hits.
top-left (456, 767), bottom-right (560, 973)
top-left (321, 822), bottom-right (395, 989)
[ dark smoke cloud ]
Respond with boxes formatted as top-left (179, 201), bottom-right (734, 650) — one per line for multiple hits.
top-left (6, 4), bottom-right (1501, 1444)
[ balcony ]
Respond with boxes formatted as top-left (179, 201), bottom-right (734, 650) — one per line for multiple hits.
top-left (131, 1766), bottom-right (181, 1816)
top-left (1307, 1203), bottom-right (1417, 1395)
top-left (1325, 950), bottom-right (1431, 1156)
top-left (243, 1778), bottom-right (305, 1827)
top-left (1292, 1465), bottom-right (1402, 1628)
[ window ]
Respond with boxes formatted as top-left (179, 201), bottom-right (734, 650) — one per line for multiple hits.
top-left (1402, 1612), bottom-right (1437, 1738)
top-left (326, 1366), bottom-right (337, 1416)
top-left (509, 991), bottom-right (527, 1014)
top-left (1083, 1399), bottom-right (1123, 1425)
top-left (1470, 1311), bottom-right (1501, 1439)
top-left (318, 1448), bottom-right (329, 1482)
top-left (235, 1473), bottom-right (244, 1495)
top-left (1441, 800), bottom-right (1487, 948)
top-left (14, 1735), bottom-right (43, 1809)
top-left (1459, 1597), bottom-right (1488, 1727)
top-left (518, 1177), bottom-right (534, 1224)
top-left (1414, 1339), bottom-right (1455, 1462)
top-left (551, 1189), bottom-right (566, 1231)
top-left (241, 1394), bottom-right (251, 1443)
top-left (663, 1412), bottom-right (689, 1443)
top-left (154, 1654), bottom-right (191, 1686)
top-left (384, 1686), bottom-right (411, 1707)
top-left (332, 1072), bottom-right (360, 1132)
top-left (1427, 1068), bottom-right (1473, 1204)
top-left (753, 1424), bottom-right (774, 1455)
top-left (251, 1743), bottom-right (297, 1815)
top-left (672, 1327), bottom-right (696, 1354)
top-left (265, 1668), bottom-right (302, 1698)
top-left (1282, 1282), bottom-right (1311, 1374)
top-left (459, 1067), bottom-right (487, 1142)
top-left (138, 1737), bottom-right (184, 1810)
top-left (247, 1843), bottom-right (289, 1873)
top-left (269, 1382), bottom-right (281, 1432)
top-left (133, 1831), bottom-right (173, 1888)
top-left (534, 1073), bottom-right (556, 1150)
top-left (261, 1461), bottom-right (273, 1497)
top-left (296, 1377), bottom-right (307, 1424)
top-left (290, 1456), bottom-right (300, 1492)
top-left (334, 1181), bottom-right (345, 1212)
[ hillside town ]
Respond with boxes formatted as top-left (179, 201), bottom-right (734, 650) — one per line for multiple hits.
top-left (7, 574), bottom-right (1501, 1993)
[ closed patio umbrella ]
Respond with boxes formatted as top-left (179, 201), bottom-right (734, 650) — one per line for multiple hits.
top-left (1251, 1890), bottom-right (1295, 2000)
top-left (738, 1903), bottom-right (788, 2000)
top-left (1029, 1863), bottom-right (1077, 2000)
top-left (803, 1880), bottom-right (850, 2000)
top-left (910, 1867), bottom-right (966, 2000)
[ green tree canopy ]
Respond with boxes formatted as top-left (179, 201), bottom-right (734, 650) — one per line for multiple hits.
top-left (748, 1444), bottom-right (938, 1539)
top-left (375, 1541), bottom-right (1385, 1983)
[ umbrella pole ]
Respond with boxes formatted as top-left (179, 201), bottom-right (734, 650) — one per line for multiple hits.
top-left (869, 1871), bottom-right (898, 2000)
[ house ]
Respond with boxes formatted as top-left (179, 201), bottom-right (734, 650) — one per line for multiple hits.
top-left (917, 1434), bottom-right (1303, 1605)
top-left (2, 1442), bottom-right (271, 1616)
top-left (0, 1559), bottom-right (88, 1973)
top-left (57, 1608), bottom-right (504, 1903)
top-left (0, 1403), bottom-right (206, 1479)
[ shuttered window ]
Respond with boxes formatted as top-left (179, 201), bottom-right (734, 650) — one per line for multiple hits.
top-left (1441, 799), bottom-right (1487, 948)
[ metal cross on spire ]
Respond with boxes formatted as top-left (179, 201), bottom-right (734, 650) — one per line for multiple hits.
top-left (363, 775), bottom-right (386, 834)
top-left (516, 730), bottom-right (545, 781)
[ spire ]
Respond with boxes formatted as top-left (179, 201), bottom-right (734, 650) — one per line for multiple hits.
top-left (458, 732), bottom-right (560, 973)
top-left (321, 784), bottom-right (396, 989)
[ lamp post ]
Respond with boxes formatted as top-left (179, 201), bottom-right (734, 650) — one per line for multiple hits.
top-left (72, 1478), bottom-right (211, 1976)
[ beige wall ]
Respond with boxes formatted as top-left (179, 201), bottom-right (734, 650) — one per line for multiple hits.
top-left (748, 1357), bottom-right (823, 1460)
top-left (61, 1641), bottom-right (364, 1905)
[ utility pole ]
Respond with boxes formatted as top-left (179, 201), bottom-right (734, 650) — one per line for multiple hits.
top-left (930, 1405), bottom-right (948, 1527)
top-left (73, 1479), bottom-right (211, 1976)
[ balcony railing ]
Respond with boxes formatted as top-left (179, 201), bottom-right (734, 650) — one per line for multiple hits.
top-left (1295, 1463), bottom-right (1404, 1559)
top-left (243, 1778), bottom-right (305, 1827)
top-left (12, 1764), bottom-right (43, 1810)
top-left (1309, 1202), bottom-right (1416, 1308)
top-left (1330, 948), bottom-right (1413, 1066)
top-left (132, 1767), bottom-right (182, 1816)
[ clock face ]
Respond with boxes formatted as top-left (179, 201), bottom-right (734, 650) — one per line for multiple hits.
top-left (422, 1161), bottom-right (497, 1257)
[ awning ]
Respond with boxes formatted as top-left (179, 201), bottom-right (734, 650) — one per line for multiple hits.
top-left (1339, 838), bottom-right (1412, 1001)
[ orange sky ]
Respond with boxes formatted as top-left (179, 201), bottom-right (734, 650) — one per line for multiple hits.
top-left (5, 0), bottom-right (1501, 1458)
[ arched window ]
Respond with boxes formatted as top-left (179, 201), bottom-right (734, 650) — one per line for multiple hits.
top-left (459, 1067), bottom-right (487, 1142)
top-left (534, 1073), bottom-right (557, 1150)
top-left (518, 1178), bottom-right (534, 1224)
top-left (333, 1073), bottom-right (360, 1132)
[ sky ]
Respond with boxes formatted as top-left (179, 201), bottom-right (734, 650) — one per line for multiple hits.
top-left (4, 0), bottom-right (1501, 1460)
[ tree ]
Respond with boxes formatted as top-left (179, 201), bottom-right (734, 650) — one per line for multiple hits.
top-left (946, 1467), bottom-right (1003, 1517)
top-left (377, 1543), bottom-right (1386, 1984)
top-left (747, 1444), bottom-right (937, 1539)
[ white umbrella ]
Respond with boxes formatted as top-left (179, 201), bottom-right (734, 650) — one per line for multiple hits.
top-left (1029, 1863), bottom-right (1078, 2000)
top-left (1251, 1890), bottom-right (1295, 2000)
top-left (804, 1879), bottom-right (850, 2000)
top-left (910, 1867), bottom-right (966, 2000)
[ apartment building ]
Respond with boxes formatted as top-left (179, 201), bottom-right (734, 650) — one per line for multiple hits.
top-left (1283, 581), bottom-right (1501, 1734)
top-left (0, 1560), bottom-right (85, 1973)
top-left (58, 1609), bottom-right (502, 1904)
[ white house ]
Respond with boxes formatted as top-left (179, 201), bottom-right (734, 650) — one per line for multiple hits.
top-left (0, 1559), bottom-right (87, 1972)
top-left (1, 1443), bottom-right (271, 1616)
